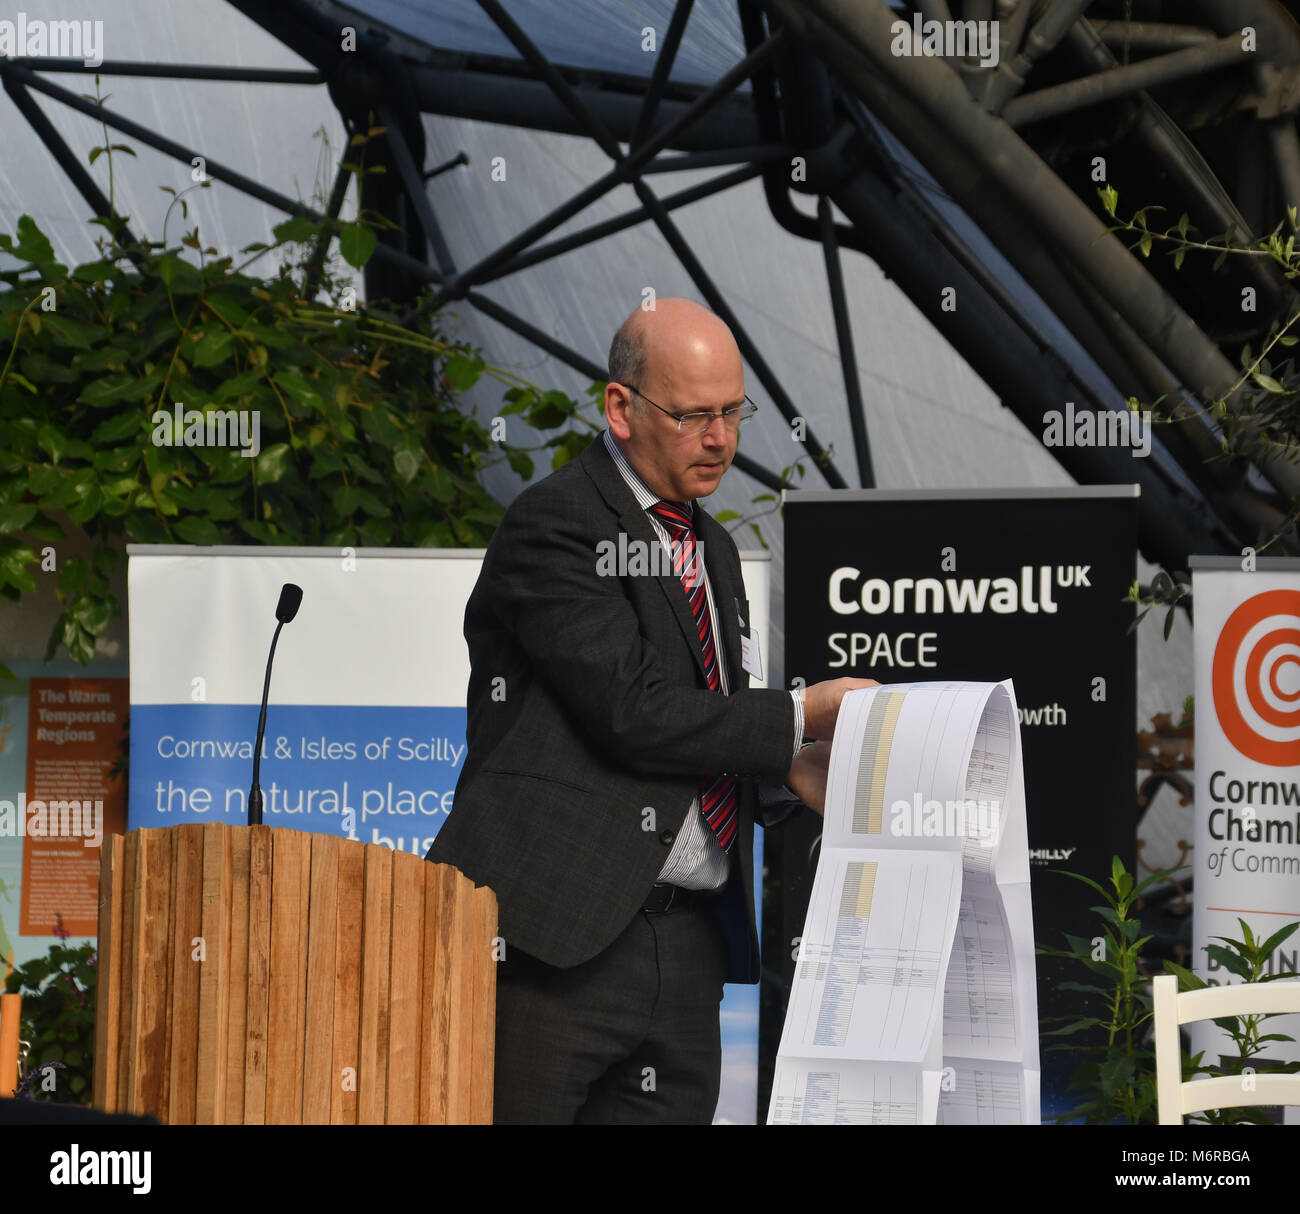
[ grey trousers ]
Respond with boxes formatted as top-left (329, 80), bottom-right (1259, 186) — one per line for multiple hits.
top-left (491, 901), bottom-right (730, 1124)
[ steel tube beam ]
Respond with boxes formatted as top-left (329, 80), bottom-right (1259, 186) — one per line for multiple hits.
top-left (1266, 118), bottom-right (1300, 217)
top-left (916, 0), bottom-right (954, 24)
top-left (2, 58), bottom-right (323, 83)
top-left (1066, 18), bottom-right (1294, 325)
top-left (483, 166), bottom-right (761, 282)
top-left (430, 32), bottom-right (786, 303)
top-left (775, 61), bottom-right (1236, 496)
top-left (472, 0), bottom-right (843, 486)
top-left (412, 69), bottom-right (757, 150)
top-left (734, 25), bottom-right (1243, 551)
top-left (630, 0), bottom-right (695, 147)
top-left (2, 61), bottom-right (439, 285)
top-left (759, 0), bottom-right (1300, 500)
top-left (996, 0), bottom-right (1037, 70)
top-left (376, 102), bottom-right (457, 277)
top-left (1193, 1), bottom-right (1300, 69)
top-left (818, 196), bottom-right (874, 487)
top-left (820, 169), bottom-right (1236, 561)
top-left (642, 145), bottom-right (790, 172)
top-left (1090, 21), bottom-right (1217, 52)
top-left (0, 71), bottom-right (142, 256)
top-left (1003, 34), bottom-right (1251, 127)
top-left (302, 154), bottom-right (353, 299)
top-left (984, 0), bottom-right (1096, 111)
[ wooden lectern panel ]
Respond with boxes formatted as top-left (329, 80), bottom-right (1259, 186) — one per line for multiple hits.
top-left (223, 825), bottom-right (251, 1123)
top-left (331, 838), bottom-right (364, 1126)
top-left (471, 884), bottom-right (498, 1127)
top-left (265, 828), bottom-right (310, 1123)
top-left (242, 824), bottom-right (273, 1123)
top-left (195, 822), bottom-right (233, 1123)
top-left (168, 823), bottom-right (203, 1123)
top-left (127, 829), bottom-right (172, 1120)
top-left (94, 824), bottom-right (495, 1124)
top-left (91, 834), bottom-right (123, 1111)
top-left (386, 851), bottom-right (425, 1124)
top-left (357, 843), bottom-right (392, 1124)
top-left (302, 832), bottom-right (339, 1124)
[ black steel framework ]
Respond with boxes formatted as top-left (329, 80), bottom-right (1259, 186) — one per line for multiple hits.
top-left (4, 0), bottom-right (1300, 558)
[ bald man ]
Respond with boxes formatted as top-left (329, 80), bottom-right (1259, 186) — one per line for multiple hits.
top-left (427, 298), bottom-right (873, 1123)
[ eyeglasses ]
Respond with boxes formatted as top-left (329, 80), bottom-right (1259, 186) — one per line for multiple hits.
top-left (623, 385), bottom-right (758, 437)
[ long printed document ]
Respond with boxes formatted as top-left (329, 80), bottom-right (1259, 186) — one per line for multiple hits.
top-left (768, 681), bottom-right (1039, 1124)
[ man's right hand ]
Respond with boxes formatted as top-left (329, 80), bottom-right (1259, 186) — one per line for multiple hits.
top-left (802, 677), bottom-right (880, 739)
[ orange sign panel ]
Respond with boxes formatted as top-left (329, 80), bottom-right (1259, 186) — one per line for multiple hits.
top-left (19, 677), bottom-right (128, 937)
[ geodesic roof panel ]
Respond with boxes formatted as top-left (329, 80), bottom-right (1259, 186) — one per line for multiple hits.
top-left (306, 0), bottom-right (751, 86)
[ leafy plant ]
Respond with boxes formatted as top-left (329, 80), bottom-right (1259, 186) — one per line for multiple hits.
top-left (1043, 854), bottom-right (1300, 1124)
top-left (1098, 186), bottom-right (1300, 558)
top-left (1125, 568), bottom-right (1191, 638)
top-left (1163, 917), bottom-right (1300, 1125)
top-left (3, 915), bottom-right (96, 1103)
top-left (0, 126), bottom-right (602, 673)
top-left (1039, 854), bottom-right (1177, 1124)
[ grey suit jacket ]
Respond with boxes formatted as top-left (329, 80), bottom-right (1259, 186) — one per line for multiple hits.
top-left (427, 434), bottom-right (799, 983)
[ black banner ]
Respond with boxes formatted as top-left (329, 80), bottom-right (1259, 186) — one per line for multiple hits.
top-left (765, 487), bottom-right (1137, 1122)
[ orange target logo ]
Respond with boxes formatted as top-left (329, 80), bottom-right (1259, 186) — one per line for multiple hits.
top-left (1212, 589), bottom-right (1300, 766)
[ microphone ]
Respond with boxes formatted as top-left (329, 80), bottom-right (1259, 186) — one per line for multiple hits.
top-left (276, 583), bottom-right (303, 623)
top-left (249, 583), bottom-right (303, 826)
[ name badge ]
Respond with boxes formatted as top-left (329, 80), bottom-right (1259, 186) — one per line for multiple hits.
top-left (734, 597), bottom-right (762, 679)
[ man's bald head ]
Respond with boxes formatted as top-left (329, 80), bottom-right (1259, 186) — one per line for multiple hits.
top-left (608, 298), bottom-right (741, 402)
top-left (604, 298), bottom-right (747, 502)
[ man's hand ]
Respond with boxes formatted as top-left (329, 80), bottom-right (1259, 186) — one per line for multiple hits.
top-left (802, 677), bottom-right (879, 739)
top-left (785, 740), bottom-right (833, 815)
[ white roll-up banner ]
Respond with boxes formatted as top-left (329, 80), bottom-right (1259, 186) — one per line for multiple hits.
top-left (1191, 558), bottom-right (1300, 1074)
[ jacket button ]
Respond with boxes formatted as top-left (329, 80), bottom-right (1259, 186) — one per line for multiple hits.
top-left (659, 829), bottom-right (676, 846)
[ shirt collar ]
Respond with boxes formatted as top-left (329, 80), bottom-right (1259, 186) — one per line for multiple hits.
top-left (602, 429), bottom-right (693, 516)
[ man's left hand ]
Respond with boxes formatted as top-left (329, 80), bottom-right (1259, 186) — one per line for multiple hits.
top-left (785, 740), bottom-right (832, 816)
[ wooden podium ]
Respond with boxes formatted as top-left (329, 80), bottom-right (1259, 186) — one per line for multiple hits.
top-left (93, 824), bottom-right (497, 1124)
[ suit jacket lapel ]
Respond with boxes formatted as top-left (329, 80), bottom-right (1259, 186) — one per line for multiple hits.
top-left (580, 437), bottom-right (711, 685)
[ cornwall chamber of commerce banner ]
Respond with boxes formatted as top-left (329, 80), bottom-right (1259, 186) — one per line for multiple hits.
top-left (126, 543), bottom-right (772, 1124)
top-left (775, 487), bottom-right (1138, 1123)
top-left (1190, 557), bottom-right (1300, 1087)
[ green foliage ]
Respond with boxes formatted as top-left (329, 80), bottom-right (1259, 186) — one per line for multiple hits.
top-left (1124, 569), bottom-right (1191, 638)
top-left (0, 135), bottom-right (603, 665)
top-left (1162, 917), bottom-right (1300, 1125)
top-left (3, 918), bottom-right (96, 1103)
top-left (1098, 185), bottom-right (1300, 555)
top-left (1038, 855), bottom-right (1176, 1124)
top-left (1042, 854), bottom-right (1300, 1125)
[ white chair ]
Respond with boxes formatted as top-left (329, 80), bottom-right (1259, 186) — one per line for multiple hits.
top-left (1154, 973), bottom-right (1300, 1124)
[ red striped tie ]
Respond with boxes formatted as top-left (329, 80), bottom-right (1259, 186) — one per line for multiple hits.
top-left (650, 499), bottom-right (739, 852)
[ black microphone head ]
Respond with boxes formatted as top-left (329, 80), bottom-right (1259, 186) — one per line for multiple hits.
top-left (276, 583), bottom-right (303, 623)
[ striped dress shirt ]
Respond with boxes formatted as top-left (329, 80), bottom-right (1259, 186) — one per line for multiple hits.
top-left (601, 428), bottom-right (805, 890)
